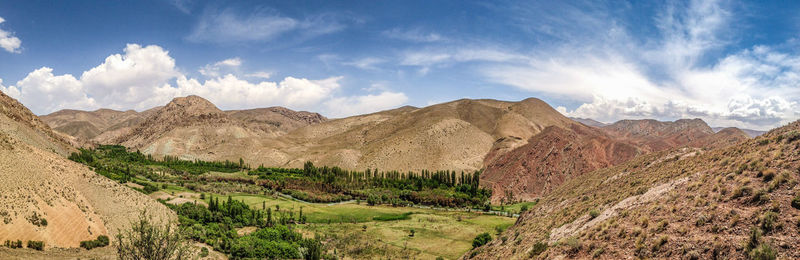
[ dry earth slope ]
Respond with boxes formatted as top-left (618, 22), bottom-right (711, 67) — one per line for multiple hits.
top-left (0, 90), bottom-right (173, 250)
top-left (468, 121), bottom-right (800, 259)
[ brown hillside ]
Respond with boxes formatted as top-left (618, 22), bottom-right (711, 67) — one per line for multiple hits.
top-left (0, 91), bottom-right (74, 156)
top-left (63, 96), bottom-right (573, 173)
top-left (481, 123), bottom-right (643, 203)
top-left (467, 121), bottom-right (800, 259)
top-left (603, 118), bottom-right (714, 151)
top-left (0, 90), bottom-right (174, 250)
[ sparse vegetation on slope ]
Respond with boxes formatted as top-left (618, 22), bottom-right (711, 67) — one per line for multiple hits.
top-left (468, 121), bottom-right (800, 259)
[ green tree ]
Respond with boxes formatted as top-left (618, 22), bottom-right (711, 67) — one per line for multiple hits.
top-left (472, 232), bottom-right (492, 248)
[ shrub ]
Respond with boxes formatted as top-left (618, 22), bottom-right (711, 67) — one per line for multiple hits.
top-left (791, 196), bottom-right (800, 210)
top-left (472, 233), bottom-right (492, 248)
top-left (749, 243), bottom-right (777, 260)
top-left (520, 204), bottom-right (529, 213)
top-left (564, 237), bottom-right (582, 254)
top-left (97, 235), bottom-right (110, 246)
top-left (116, 212), bottom-right (189, 260)
top-left (4, 240), bottom-right (22, 248)
top-left (589, 209), bottom-right (600, 219)
top-left (200, 247), bottom-right (209, 257)
top-left (760, 211), bottom-right (778, 233)
top-left (732, 186), bottom-right (752, 199)
top-left (528, 242), bottom-right (547, 257)
top-left (744, 227), bottom-right (761, 252)
top-left (26, 240), bottom-right (44, 251)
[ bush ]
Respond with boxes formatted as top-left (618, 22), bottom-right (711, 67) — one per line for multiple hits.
top-left (791, 196), bottom-right (800, 210)
top-left (26, 240), bottom-right (44, 251)
top-left (97, 235), bottom-right (110, 246)
top-left (472, 232), bottom-right (492, 248)
top-left (528, 241), bottom-right (547, 257)
top-left (760, 211), bottom-right (778, 233)
top-left (520, 204), bottom-right (529, 213)
top-left (199, 247), bottom-right (209, 257)
top-left (589, 209), bottom-right (600, 219)
top-left (116, 212), bottom-right (189, 260)
top-left (749, 243), bottom-right (776, 260)
top-left (4, 240), bottom-right (22, 248)
top-left (80, 235), bottom-right (110, 250)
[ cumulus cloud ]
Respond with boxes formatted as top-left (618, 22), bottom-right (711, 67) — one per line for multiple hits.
top-left (2, 44), bottom-right (406, 117)
top-left (481, 0), bottom-right (800, 130)
top-left (175, 74), bottom-right (342, 111)
top-left (187, 8), bottom-right (355, 44)
top-left (0, 17), bottom-right (22, 53)
top-left (3, 68), bottom-right (96, 113)
top-left (324, 91), bottom-right (409, 118)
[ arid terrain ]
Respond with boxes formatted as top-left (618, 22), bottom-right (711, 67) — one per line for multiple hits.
top-left (0, 91), bottom-right (174, 252)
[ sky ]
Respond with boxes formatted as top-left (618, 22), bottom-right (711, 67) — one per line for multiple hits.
top-left (1, 0), bottom-right (800, 130)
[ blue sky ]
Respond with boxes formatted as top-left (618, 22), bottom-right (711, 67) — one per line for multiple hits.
top-left (1, 0), bottom-right (799, 130)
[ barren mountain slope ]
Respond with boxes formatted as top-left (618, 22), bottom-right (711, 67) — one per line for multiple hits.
top-left (41, 109), bottom-right (146, 141)
top-left (225, 107), bottom-right (327, 136)
top-left (0, 91), bottom-right (74, 156)
top-left (96, 96), bottom-right (573, 172)
top-left (275, 98), bottom-right (574, 171)
top-left (0, 90), bottom-right (174, 250)
top-left (467, 121), bottom-right (800, 259)
top-left (603, 118), bottom-right (714, 151)
top-left (481, 123), bottom-right (644, 203)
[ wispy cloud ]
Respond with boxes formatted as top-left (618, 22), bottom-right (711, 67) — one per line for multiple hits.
top-left (343, 57), bottom-right (386, 70)
top-left (382, 28), bottom-right (446, 43)
top-left (187, 8), bottom-right (357, 44)
top-left (0, 17), bottom-right (22, 53)
top-left (481, 0), bottom-right (799, 130)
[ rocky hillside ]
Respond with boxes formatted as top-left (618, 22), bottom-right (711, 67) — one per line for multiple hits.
top-left (41, 108), bottom-right (160, 145)
top-left (603, 118), bottom-right (715, 151)
top-left (481, 123), bottom-right (643, 203)
top-left (481, 118), bottom-right (749, 203)
top-left (467, 121), bottom-right (800, 259)
top-left (0, 90), bottom-right (174, 250)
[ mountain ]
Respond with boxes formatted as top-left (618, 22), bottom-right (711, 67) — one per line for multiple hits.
top-left (570, 117), bottom-right (607, 127)
top-left (0, 90), bottom-right (173, 249)
top-left (481, 118), bottom-right (749, 203)
top-left (713, 126), bottom-right (766, 138)
top-left (50, 96), bottom-right (574, 173)
top-left (602, 118), bottom-right (715, 151)
top-left (481, 123), bottom-right (643, 203)
top-left (40, 107), bottom-right (160, 145)
top-left (468, 121), bottom-right (800, 259)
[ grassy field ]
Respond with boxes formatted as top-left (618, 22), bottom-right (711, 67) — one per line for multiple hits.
top-left (154, 189), bottom-right (515, 259)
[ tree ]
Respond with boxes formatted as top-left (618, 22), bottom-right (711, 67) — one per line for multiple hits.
top-left (472, 232), bottom-right (492, 248)
top-left (116, 212), bottom-right (190, 260)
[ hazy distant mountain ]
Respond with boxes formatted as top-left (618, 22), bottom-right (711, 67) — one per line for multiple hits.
top-left (569, 117), bottom-right (607, 127)
top-left (712, 126), bottom-right (766, 138)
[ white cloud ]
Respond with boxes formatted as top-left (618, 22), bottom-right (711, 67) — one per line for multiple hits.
top-left (324, 91), bottom-right (409, 118)
top-left (175, 74), bottom-right (342, 111)
top-left (245, 71), bottom-right (272, 79)
top-left (4, 68), bottom-right (96, 113)
top-left (80, 44), bottom-right (180, 110)
top-left (481, 0), bottom-right (800, 130)
top-left (343, 57), bottom-right (385, 70)
top-left (2, 43), bottom-right (407, 117)
top-left (382, 28), bottom-right (445, 43)
top-left (199, 57), bottom-right (242, 77)
top-left (0, 17), bottom-right (22, 53)
top-left (187, 9), bottom-right (355, 44)
top-left (400, 47), bottom-right (525, 75)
